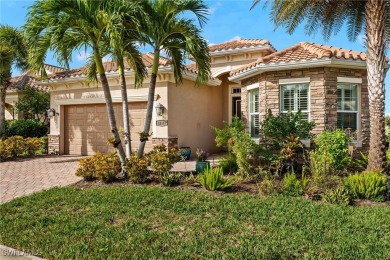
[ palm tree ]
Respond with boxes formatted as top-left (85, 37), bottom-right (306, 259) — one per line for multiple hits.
top-left (252, 0), bottom-right (388, 171)
top-left (0, 25), bottom-right (28, 138)
top-left (87, 4), bottom-right (147, 158)
top-left (136, 0), bottom-right (212, 157)
top-left (25, 0), bottom-right (145, 175)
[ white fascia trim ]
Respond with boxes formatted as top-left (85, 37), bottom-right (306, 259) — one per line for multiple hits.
top-left (212, 66), bottom-right (233, 78)
top-left (182, 71), bottom-right (222, 86)
top-left (246, 82), bottom-right (259, 90)
top-left (279, 77), bottom-right (310, 85)
top-left (54, 94), bottom-right (158, 105)
top-left (337, 77), bottom-right (362, 84)
top-left (210, 46), bottom-right (274, 56)
top-left (228, 59), bottom-right (332, 82)
top-left (38, 66), bottom-right (221, 87)
top-left (228, 58), bottom-right (371, 82)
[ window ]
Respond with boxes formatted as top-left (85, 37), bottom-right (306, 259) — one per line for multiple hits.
top-left (248, 89), bottom-right (259, 138)
top-left (280, 83), bottom-right (309, 120)
top-left (337, 84), bottom-right (358, 132)
top-left (231, 87), bottom-right (241, 94)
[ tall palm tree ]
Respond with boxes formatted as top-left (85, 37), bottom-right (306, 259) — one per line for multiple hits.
top-left (252, 0), bottom-right (388, 171)
top-left (25, 0), bottom-right (145, 175)
top-left (87, 4), bottom-right (147, 158)
top-left (0, 25), bottom-right (28, 138)
top-left (136, 0), bottom-right (212, 157)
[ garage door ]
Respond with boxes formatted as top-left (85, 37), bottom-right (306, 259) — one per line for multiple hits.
top-left (64, 102), bottom-right (152, 155)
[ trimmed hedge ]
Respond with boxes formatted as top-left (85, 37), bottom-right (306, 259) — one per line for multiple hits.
top-left (0, 136), bottom-right (43, 159)
top-left (5, 119), bottom-right (47, 138)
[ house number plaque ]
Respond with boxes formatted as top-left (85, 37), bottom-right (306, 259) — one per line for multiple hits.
top-left (156, 120), bottom-right (168, 127)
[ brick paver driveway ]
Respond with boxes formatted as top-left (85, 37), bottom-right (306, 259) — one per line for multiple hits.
top-left (0, 155), bottom-right (83, 204)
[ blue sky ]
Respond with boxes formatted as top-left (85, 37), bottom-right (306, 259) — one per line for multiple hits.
top-left (1, 0), bottom-right (389, 113)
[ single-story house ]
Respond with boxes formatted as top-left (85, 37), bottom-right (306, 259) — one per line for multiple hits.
top-left (37, 39), bottom-right (374, 156)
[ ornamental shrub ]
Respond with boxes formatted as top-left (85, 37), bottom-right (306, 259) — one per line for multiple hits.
top-left (322, 187), bottom-right (352, 206)
top-left (75, 152), bottom-right (121, 183)
top-left (343, 171), bottom-right (388, 202)
top-left (219, 154), bottom-right (238, 174)
top-left (199, 166), bottom-right (235, 191)
top-left (282, 171), bottom-right (308, 196)
top-left (159, 172), bottom-right (183, 187)
top-left (260, 110), bottom-right (315, 153)
top-left (24, 137), bottom-right (44, 156)
top-left (148, 144), bottom-right (180, 176)
top-left (0, 136), bottom-right (43, 159)
top-left (312, 129), bottom-right (351, 172)
top-left (125, 153), bottom-right (150, 183)
top-left (6, 119), bottom-right (47, 138)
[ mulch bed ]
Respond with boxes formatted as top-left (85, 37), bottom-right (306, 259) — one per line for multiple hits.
top-left (71, 175), bottom-right (260, 194)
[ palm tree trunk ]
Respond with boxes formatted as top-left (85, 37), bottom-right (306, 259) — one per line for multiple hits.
top-left (94, 50), bottom-right (127, 177)
top-left (119, 65), bottom-right (132, 158)
top-left (137, 50), bottom-right (160, 157)
top-left (0, 87), bottom-right (6, 138)
top-left (365, 0), bottom-right (387, 171)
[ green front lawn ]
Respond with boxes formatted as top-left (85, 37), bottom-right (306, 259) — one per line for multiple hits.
top-left (1, 186), bottom-right (390, 259)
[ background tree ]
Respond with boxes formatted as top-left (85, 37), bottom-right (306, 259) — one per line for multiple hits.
top-left (252, 0), bottom-right (389, 171)
top-left (136, 0), bottom-right (212, 157)
top-left (14, 86), bottom-right (50, 121)
top-left (0, 25), bottom-right (28, 138)
top-left (25, 0), bottom-right (145, 175)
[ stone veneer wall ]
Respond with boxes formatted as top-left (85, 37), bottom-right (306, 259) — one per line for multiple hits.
top-left (240, 67), bottom-right (369, 153)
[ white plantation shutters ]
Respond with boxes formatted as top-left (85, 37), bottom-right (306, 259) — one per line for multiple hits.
top-left (280, 83), bottom-right (309, 120)
top-left (337, 84), bottom-right (358, 131)
top-left (249, 89), bottom-right (259, 138)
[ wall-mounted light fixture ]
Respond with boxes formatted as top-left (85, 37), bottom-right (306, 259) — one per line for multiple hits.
top-left (47, 108), bottom-right (56, 118)
top-left (155, 103), bottom-right (165, 116)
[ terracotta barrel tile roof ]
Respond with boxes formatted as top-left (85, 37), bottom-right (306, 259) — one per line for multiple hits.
top-left (231, 42), bottom-right (368, 76)
top-left (49, 53), bottom-right (174, 79)
top-left (9, 74), bottom-right (49, 91)
top-left (43, 64), bottom-right (68, 74)
top-left (209, 39), bottom-right (276, 52)
top-left (185, 63), bottom-right (198, 73)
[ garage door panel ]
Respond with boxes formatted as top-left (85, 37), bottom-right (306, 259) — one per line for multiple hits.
top-left (64, 103), bottom-right (150, 155)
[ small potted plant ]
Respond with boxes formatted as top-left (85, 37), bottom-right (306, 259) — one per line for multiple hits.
top-left (180, 146), bottom-right (191, 161)
top-left (195, 148), bottom-right (210, 173)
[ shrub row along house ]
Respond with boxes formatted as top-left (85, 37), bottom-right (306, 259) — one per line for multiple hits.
top-left (9, 39), bottom-right (380, 156)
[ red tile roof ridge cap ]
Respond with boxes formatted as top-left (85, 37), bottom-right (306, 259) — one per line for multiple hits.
top-left (300, 42), bottom-right (333, 59)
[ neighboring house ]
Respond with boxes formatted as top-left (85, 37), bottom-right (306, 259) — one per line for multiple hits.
top-left (39, 39), bottom-right (375, 156)
top-left (5, 64), bottom-right (66, 120)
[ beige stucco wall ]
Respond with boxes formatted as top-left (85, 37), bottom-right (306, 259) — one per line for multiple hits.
top-left (4, 91), bottom-right (22, 120)
top-left (210, 50), bottom-right (271, 76)
top-left (48, 75), bottom-right (169, 154)
top-left (167, 79), bottom-right (224, 155)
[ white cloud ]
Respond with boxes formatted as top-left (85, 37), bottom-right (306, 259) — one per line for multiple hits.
top-left (76, 50), bottom-right (90, 61)
top-left (229, 36), bottom-right (241, 41)
top-left (207, 2), bottom-right (222, 15)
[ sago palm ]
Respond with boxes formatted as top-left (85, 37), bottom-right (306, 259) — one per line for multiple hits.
top-left (0, 25), bottom-right (28, 138)
top-left (136, 0), bottom-right (212, 157)
top-left (25, 0), bottom-right (145, 175)
top-left (252, 0), bottom-right (389, 171)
